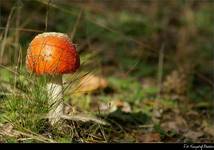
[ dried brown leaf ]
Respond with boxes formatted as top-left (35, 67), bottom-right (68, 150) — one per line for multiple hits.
top-left (161, 115), bottom-right (187, 133)
top-left (202, 120), bottom-right (214, 137)
top-left (139, 133), bottom-right (161, 142)
top-left (78, 74), bottom-right (108, 93)
top-left (184, 130), bottom-right (204, 141)
top-left (110, 99), bottom-right (132, 113)
top-left (204, 126), bottom-right (214, 137)
top-left (0, 123), bottom-right (19, 137)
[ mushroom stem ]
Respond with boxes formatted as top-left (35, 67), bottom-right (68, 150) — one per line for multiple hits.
top-left (47, 75), bottom-right (63, 125)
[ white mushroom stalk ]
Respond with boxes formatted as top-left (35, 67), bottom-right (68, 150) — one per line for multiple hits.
top-left (47, 75), bottom-right (63, 125)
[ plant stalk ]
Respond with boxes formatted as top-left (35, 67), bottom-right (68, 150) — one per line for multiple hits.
top-left (47, 75), bottom-right (63, 125)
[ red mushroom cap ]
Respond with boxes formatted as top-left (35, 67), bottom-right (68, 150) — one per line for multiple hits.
top-left (26, 32), bottom-right (80, 75)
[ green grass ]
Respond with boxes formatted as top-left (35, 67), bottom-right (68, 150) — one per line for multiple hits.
top-left (0, 66), bottom-right (154, 142)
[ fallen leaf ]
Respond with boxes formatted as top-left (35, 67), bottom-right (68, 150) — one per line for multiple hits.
top-left (202, 120), bottom-right (214, 137)
top-left (78, 74), bottom-right (108, 93)
top-left (204, 126), bottom-right (214, 137)
top-left (161, 115), bottom-right (187, 133)
top-left (99, 99), bottom-right (132, 113)
top-left (141, 78), bottom-right (156, 89)
top-left (187, 110), bottom-right (199, 118)
top-left (175, 116), bottom-right (187, 128)
top-left (139, 133), bottom-right (161, 142)
top-left (99, 102), bottom-right (111, 112)
top-left (109, 99), bottom-right (132, 113)
top-left (161, 121), bottom-right (178, 133)
top-left (184, 130), bottom-right (204, 141)
top-left (0, 123), bottom-right (19, 137)
top-left (64, 104), bottom-right (78, 115)
top-left (195, 102), bottom-right (211, 109)
top-left (153, 109), bottom-right (163, 118)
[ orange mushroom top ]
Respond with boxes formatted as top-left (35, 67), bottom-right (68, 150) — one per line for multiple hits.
top-left (26, 32), bottom-right (80, 75)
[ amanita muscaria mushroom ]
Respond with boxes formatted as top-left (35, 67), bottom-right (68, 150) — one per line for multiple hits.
top-left (26, 32), bottom-right (80, 125)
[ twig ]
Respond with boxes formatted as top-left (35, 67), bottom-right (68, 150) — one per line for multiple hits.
top-left (0, 81), bottom-right (25, 96)
top-left (22, 127), bottom-right (56, 143)
top-left (61, 114), bottom-right (109, 125)
top-left (0, 7), bottom-right (16, 62)
top-left (157, 43), bottom-right (165, 98)
top-left (69, 8), bottom-right (83, 40)
top-left (196, 73), bottom-right (214, 87)
top-left (138, 124), bottom-right (154, 128)
top-left (14, 130), bottom-right (55, 143)
top-left (45, 0), bottom-right (51, 31)
top-left (0, 27), bottom-right (43, 33)
top-left (0, 123), bottom-right (55, 143)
